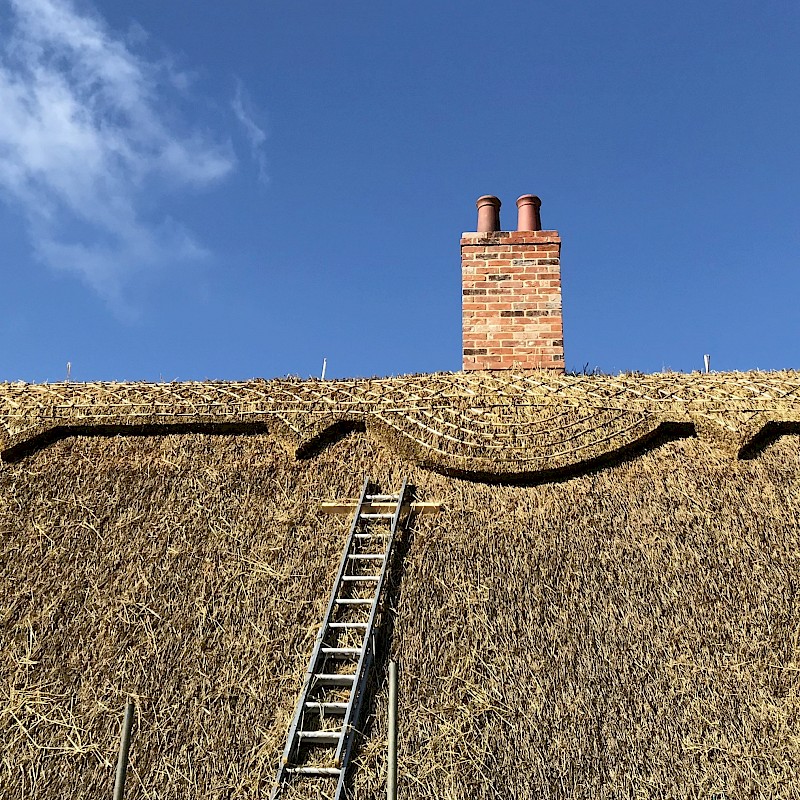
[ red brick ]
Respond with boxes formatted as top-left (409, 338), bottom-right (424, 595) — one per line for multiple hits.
top-left (462, 226), bottom-right (562, 371)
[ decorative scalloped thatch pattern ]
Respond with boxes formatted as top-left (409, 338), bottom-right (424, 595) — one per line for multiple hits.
top-left (2, 371), bottom-right (800, 479)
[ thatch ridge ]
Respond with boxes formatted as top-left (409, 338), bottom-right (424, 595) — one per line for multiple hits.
top-left (3, 371), bottom-right (800, 479)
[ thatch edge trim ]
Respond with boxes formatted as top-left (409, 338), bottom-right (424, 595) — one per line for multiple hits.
top-left (1, 418), bottom-right (276, 463)
top-left (364, 416), bottom-right (697, 483)
top-left (0, 412), bottom-right (677, 475)
top-left (738, 417), bottom-right (800, 459)
top-left (3, 410), bottom-right (800, 480)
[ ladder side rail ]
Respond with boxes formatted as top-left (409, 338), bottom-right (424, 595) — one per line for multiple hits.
top-left (334, 479), bottom-right (409, 765)
top-left (273, 476), bottom-right (372, 792)
top-left (333, 644), bottom-right (376, 800)
top-left (387, 478), bottom-right (409, 536)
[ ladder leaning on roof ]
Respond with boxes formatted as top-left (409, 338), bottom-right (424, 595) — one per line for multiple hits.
top-left (271, 477), bottom-right (410, 800)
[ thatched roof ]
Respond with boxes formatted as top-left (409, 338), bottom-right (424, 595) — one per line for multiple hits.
top-left (2, 370), bottom-right (800, 798)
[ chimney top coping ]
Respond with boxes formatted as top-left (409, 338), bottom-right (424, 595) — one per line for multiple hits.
top-left (461, 230), bottom-right (560, 244)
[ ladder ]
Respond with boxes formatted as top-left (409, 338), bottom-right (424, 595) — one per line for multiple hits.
top-left (271, 478), bottom-right (410, 800)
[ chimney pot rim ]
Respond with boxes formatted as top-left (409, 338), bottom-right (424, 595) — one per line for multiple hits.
top-left (516, 194), bottom-right (542, 208)
top-left (476, 195), bottom-right (502, 209)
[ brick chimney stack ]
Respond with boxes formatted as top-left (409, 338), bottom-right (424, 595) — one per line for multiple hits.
top-left (461, 194), bottom-right (564, 371)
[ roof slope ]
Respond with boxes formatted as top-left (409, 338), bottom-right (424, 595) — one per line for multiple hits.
top-left (2, 371), bottom-right (800, 798)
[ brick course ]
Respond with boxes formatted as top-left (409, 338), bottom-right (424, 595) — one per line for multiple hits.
top-left (462, 230), bottom-right (564, 371)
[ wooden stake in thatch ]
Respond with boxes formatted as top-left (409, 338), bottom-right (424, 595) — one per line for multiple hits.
top-left (387, 660), bottom-right (398, 800)
top-left (113, 702), bottom-right (135, 800)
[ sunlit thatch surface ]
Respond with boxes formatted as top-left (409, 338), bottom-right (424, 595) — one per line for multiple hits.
top-left (2, 397), bottom-right (800, 798)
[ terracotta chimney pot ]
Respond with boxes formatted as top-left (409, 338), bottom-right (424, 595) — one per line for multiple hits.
top-left (516, 194), bottom-right (542, 231)
top-left (476, 195), bottom-right (501, 233)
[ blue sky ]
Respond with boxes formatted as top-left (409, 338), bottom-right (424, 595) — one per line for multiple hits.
top-left (1, 0), bottom-right (798, 382)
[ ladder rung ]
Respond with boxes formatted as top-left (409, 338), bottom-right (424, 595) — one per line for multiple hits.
top-left (365, 494), bottom-right (399, 501)
top-left (328, 622), bottom-right (368, 629)
top-left (334, 599), bottom-right (372, 605)
top-left (321, 646), bottom-right (362, 657)
top-left (348, 554), bottom-right (385, 560)
top-left (354, 533), bottom-right (388, 539)
top-left (305, 701), bottom-right (348, 714)
top-left (297, 730), bottom-right (342, 745)
top-left (314, 673), bottom-right (356, 685)
top-left (285, 766), bottom-right (342, 776)
top-left (360, 513), bottom-right (394, 519)
top-left (341, 575), bottom-right (379, 582)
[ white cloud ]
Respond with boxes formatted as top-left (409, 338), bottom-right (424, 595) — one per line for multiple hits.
top-left (232, 80), bottom-right (268, 185)
top-left (0, 0), bottom-right (235, 304)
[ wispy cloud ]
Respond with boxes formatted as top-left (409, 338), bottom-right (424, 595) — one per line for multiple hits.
top-left (232, 80), bottom-right (268, 185)
top-left (0, 0), bottom-right (235, 305)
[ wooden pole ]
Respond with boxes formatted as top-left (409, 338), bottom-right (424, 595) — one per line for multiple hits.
top-left (113, 702), bottom-right (135, 800)
top-left (388, 660), bottom-right (398, 800)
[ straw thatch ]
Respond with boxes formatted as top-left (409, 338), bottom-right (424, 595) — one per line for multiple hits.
top-left (2, 370), bottom-right (800, 798)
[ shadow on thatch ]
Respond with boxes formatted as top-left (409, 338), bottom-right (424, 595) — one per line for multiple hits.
top-left (2, 419), bottom-right (701, 487)
top-left (423, 421), bottom-right (697, 485)
top-left (295, 420), bottom-right (367, 460)
top-left (739, 420), bottom-right (800, 460)
top-left (0, 421), bottom-right (272, 463)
